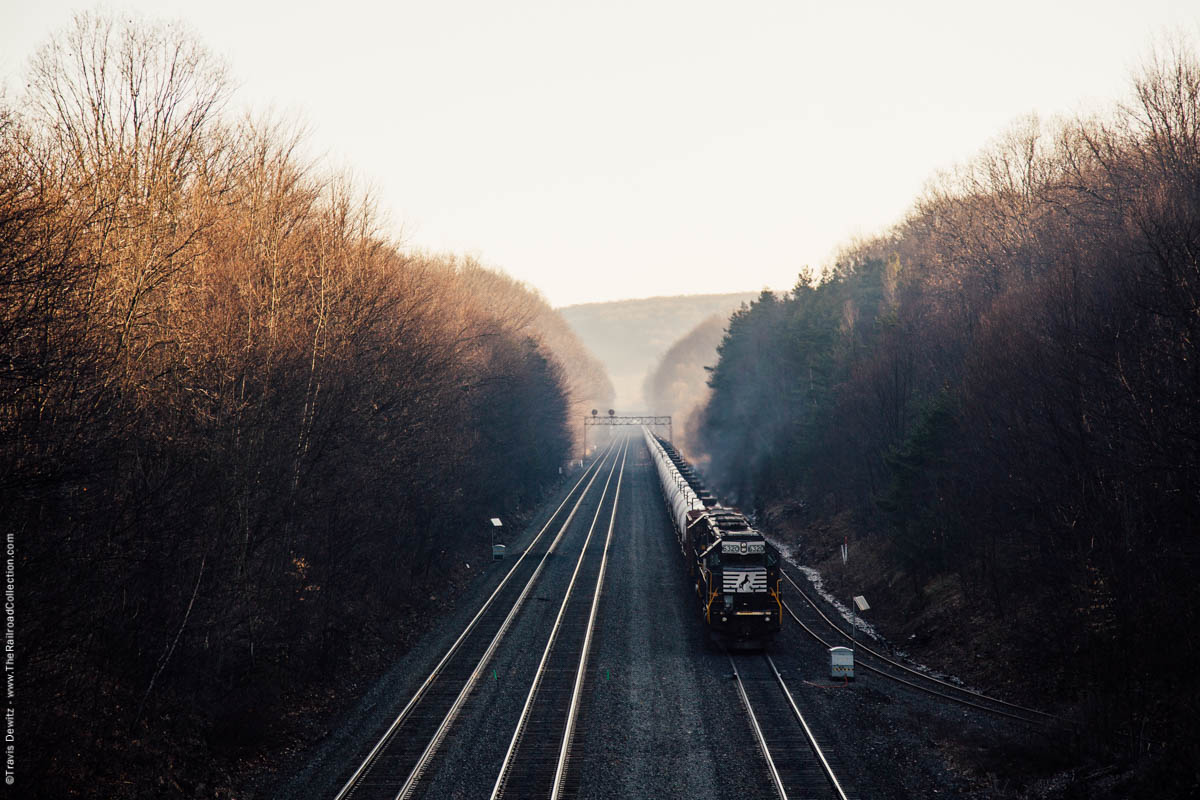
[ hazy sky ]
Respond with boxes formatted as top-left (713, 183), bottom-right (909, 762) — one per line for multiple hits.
top-left (2, 1), bottom-right (1197, 306)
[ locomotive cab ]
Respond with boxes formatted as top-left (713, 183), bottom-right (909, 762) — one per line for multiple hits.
top-left (708, 533), bottom-right (781, 647)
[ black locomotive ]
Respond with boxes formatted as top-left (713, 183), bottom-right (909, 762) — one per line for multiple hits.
top-left (643, 429), bottom-right (782, 648)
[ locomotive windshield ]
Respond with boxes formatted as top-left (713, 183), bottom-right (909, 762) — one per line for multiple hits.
top-left (722, 552), bottom-right (765, 566)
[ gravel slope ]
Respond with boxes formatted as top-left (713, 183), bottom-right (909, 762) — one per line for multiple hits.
top-left (764, 572), bottom-right (1053, 799)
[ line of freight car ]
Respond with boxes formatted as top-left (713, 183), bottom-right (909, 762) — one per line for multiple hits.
top-left (642, 428), bottom-right (781, 649)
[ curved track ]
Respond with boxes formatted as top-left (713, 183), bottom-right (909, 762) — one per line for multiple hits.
top-left (779, 568), bottom-right (1060, 727)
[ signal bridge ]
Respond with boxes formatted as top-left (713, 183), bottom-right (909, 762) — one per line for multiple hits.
top-left (583, 410), bottom-right (671, 452)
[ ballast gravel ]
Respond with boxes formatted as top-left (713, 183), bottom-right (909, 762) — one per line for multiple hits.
top-left (272, 442), bottom-right (1046, 799)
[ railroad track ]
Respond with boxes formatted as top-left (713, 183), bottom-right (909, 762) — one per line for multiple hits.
top-left (779, 567), bottom-right (1061, 727)
top-left (491, 437), bottom-right (629, 800)
top-left (729, 652), bottom-right (851, 800)
top-left (333, 440), bottom-right (622, 800)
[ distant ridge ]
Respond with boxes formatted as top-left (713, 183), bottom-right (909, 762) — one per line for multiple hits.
top-left (558, 291), bottom-right (762, 410)
top-left (557, 291), bottom-right (762, 314)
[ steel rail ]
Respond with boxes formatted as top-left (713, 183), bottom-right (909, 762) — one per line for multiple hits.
top-left (550, 437), bottom-right (629, 800)
top-left (333, 441), bottom-right (618, 800)
top-left (490, 437), bottom-right (628, 800)
top-left (393, 441), bottom-right (621, 800)
top-left (779, 569), bottom-right (1060, 723)
top-left (780, 598), bottom-right (1047, 726)
top-left (765, 653), bottom-right (850, 800)
top-left (727, 654), bottom-right (789, 800)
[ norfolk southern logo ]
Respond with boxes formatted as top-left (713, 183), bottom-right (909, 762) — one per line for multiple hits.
top-left (723, 568), bottom-right (767, 593)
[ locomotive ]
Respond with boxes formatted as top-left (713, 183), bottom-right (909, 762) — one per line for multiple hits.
top-left (643, 428), bottom-right (782, 648)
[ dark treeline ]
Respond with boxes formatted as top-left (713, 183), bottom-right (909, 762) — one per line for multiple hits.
top-left (0, 14), bottom-right (608, 797)
top-left (696, 43), bottom-right (1200, 788)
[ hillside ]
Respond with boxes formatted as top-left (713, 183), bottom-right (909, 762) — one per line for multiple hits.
top-left (690, 48), bottom-right (1200, 796)
top-left (558, 291), bottom-right (760, 410)
top-left (1, 18), bottom-right (589, 796)
top-left (642, 313), bottom-right (731, 459)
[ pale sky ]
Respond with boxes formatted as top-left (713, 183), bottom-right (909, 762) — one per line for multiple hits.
top-left (2, 1), bottom-right (1197, 306)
